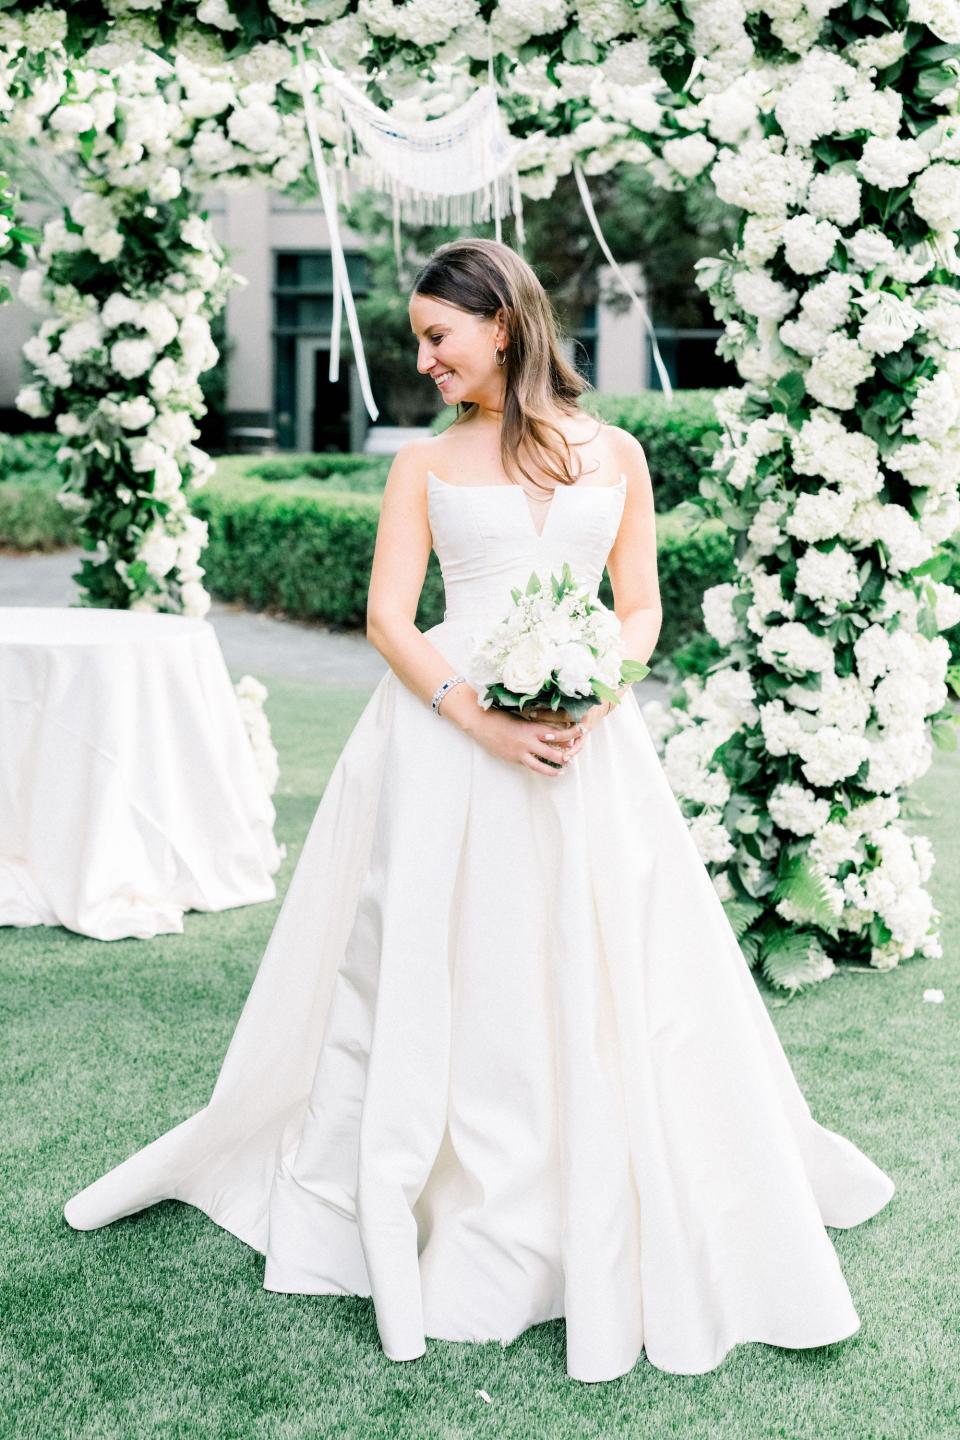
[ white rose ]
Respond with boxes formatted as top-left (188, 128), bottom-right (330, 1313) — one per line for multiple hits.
top-left (502, 635), bottom-right (553, 696)
top-left (555, 641), bottom-right (597, 698)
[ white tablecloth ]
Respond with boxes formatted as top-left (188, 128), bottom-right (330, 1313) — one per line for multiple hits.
top-left (0, 607), bottom-right (283, 941)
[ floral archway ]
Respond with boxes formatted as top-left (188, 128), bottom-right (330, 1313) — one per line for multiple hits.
top-left (1, 0), bottom-right (959, 989)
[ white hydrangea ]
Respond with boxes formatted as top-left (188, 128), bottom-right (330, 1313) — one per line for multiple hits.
top-left (902, 370), bottom-right (960, 440)
top-left (688, 811), bottom-right (736, 865)
top-left (907, 0), bottom-right (960, 43)
top-left (663, 723), bottom-right (732, 807)
top-left (785, 487), bottom-right (855, 542)
top-left (59, 319), bottom-right (104, 362)
top-left (758, 698), bottom-right (807, 756)
top-left (733, 268), bottom-right (798, 321)
top-left (846, 226), bottom-right (898, 271)
top-left (712, 139), bottom-right (813, 216)
top-left (781, 212), bottom-right (841, 275)
top-left (805, 169), bottom-right (861, 226)
top-left (794, 545), bottom-right (861, 614)
top-left (138, 526), bottom-right (179, 578)
top-left (791, 408), bottom-right (883, 498)
top-left (854, 290), bottom-right (923, 354)
top-left (110, 337), bottom-right (156, 380)
top-left (806, 334), bottom-right (875, 410)
top-left (745, 567), bottom-right (795, 634)
top-left (758, 621), bottom-right (836, 675)
top-left (769, 782), bottom-right (832, 836)
top-left (747, 496), bottom-right (789, 555)
top-left (663, 133), bottom-right (717, 179)
top-left (857, 135), bottom-right (928, 189)
top-left (702, 582), bottom-right (740, 645)
top-left (798, 726), bottom-right (871, 787)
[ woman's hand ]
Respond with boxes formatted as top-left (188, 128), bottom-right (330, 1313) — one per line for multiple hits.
top-left (473, 706), bottom-right (581, 776)
top-left (471, 694), bottom-right (618, 775)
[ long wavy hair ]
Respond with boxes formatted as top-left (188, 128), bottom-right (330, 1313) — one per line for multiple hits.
top-left (411, 237), bottom-right (592, 491)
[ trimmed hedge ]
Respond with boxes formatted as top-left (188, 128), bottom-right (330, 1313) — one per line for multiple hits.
top-left (193, 468), bottom-right (734, 664)
top-left (0, 432), bottom-right (78, 551)
top-left (582, 390), bottom-right (722, 510)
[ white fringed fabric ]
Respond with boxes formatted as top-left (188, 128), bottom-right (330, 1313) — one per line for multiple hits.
top-left (294, 46), bottom-right (675, 419)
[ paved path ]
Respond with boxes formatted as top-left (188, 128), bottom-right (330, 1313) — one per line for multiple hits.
top-left (0, 546), bottom-right (669, 703)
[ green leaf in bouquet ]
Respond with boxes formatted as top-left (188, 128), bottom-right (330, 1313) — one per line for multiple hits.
top-left (487, 683), bottom-right (523, 708)
top-left (620, 659), bottom-right (651, 683)
top-left (525, 571), bottom-right (542, 595)
top-left (510, 586), bottom-right (522, 603)
top-left (591, 679), bottom-right (623, 704)
top-left (760, 930), bottom-right (832, 994)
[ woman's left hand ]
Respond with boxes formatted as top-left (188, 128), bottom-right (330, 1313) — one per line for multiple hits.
top-left (524, 702), bottom-right (605, 763)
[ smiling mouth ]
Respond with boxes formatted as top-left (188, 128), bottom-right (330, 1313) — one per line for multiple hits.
top-left (433, 370), bottom-right (454, 386)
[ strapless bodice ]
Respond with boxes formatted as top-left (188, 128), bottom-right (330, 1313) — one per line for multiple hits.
top-left (426, 470), bottom-right (627, 625)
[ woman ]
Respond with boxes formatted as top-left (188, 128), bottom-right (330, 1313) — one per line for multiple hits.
top-left (64, 238), bottom-right (895, 1384)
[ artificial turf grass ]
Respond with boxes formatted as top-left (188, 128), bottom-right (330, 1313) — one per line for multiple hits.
top-left (1, 678), bottom-right (957, 1440)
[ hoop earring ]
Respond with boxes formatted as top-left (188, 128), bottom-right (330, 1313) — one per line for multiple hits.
top-left (494, 346), bottom-right (507, 368)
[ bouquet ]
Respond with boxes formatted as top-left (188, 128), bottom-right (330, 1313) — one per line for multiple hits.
top-left (466, 563), bottom-right (650, 728)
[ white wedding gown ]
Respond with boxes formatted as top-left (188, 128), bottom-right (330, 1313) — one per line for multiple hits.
top-left (64, 469), bottom-right (895, 1383)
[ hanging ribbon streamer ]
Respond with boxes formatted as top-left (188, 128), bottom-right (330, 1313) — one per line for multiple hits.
top-left (573, 161), bottom-right (674, 400)
top-left (295, 41), bottom-right (379, 421)
top-left (487, 35), bottom-right (502, 243)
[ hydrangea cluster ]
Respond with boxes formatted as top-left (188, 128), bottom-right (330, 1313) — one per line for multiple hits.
top-left (15, 200), bottom-right (232, 617)
top-left (642, 5), bottom-right (960, 984)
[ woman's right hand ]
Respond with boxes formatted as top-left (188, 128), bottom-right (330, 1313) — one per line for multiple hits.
top-left (472, 707), bottom-right (579, 776)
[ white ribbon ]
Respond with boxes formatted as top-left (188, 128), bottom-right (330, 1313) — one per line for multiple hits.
top-left (573, 161), bottom-right (674, 401)
top-left (295, 41), bottom-right (379, 421)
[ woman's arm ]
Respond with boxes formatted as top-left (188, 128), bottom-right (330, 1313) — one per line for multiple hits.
top-left (365, 440), bottom-right (487, 733)
top-left (601, 426), bottom-right (663, 698)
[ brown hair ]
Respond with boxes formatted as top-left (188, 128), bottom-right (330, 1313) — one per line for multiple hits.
top-left (411, 237), bottom-right (592, 491)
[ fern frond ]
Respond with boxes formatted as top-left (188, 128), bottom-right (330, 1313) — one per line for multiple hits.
top-left (721, 896), bottom-right (764, 940)
top-left (772, 855), bottom-right (840, 935)
top-left (761, 930), bottom-right (832, 992)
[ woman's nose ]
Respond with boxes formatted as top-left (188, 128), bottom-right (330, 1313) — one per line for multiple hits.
top-left (417, 345), bottom-right (433, 374)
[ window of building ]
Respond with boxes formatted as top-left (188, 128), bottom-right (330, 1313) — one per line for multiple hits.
top-left (273, 250), bottom-right (369, 451)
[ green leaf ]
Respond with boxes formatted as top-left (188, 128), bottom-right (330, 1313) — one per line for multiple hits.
top-left (932, 718), bottom-right (958, 751)
top-left (761, 930), bottom-right (831, 993)
top-left (722, 896), bottom-right (764, 939)
top-left (561, 27), bottom-right (599, 63)
top-left (620, 658), bottom-right (651, 683)
top-left (772, 854), bottom-right (840, 937)
top-left (525, 571), bottom-right (541, 596)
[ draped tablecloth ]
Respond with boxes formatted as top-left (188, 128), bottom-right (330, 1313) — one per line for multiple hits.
top-left (0, 607), bottom-right (283, 941)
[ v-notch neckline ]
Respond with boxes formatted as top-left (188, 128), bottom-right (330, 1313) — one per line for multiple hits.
top-left (427, 470), bottom-right (626, 542)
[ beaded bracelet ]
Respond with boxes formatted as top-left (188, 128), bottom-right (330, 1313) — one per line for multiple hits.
top-left (431, 674), bottom-right (468, 716)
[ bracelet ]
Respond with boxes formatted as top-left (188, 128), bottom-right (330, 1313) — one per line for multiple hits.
top-left (431, 674), bottom-right (468, 716)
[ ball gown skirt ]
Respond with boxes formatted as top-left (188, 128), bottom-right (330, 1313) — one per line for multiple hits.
top-left (63, 472), bottom-right (895, 1383)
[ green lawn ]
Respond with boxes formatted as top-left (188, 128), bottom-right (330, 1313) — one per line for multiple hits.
top-left (1, 678), bottom-right (957, 1439)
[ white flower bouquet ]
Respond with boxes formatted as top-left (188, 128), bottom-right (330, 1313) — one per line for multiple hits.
top-left (466, 563), bottom-right (650, 724)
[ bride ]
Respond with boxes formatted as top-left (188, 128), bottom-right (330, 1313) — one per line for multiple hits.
top-left (64, 237), bottom-right (895, 1384)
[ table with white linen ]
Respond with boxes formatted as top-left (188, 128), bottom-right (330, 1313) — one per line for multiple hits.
top-left (0, 607), bottom-right (283, 941)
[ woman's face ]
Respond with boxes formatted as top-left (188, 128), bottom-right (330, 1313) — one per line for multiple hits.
top-left (408, 293), bottom-right (505, 409)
